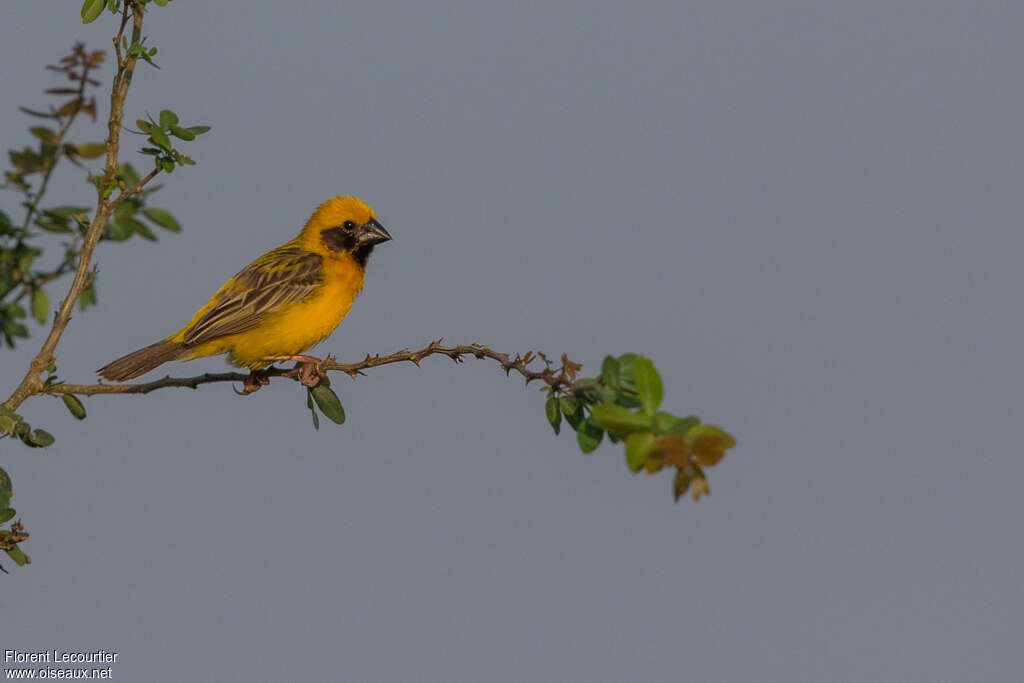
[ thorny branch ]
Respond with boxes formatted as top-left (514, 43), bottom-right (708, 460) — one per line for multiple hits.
top-left (44, 341), bottom-right (587, 398)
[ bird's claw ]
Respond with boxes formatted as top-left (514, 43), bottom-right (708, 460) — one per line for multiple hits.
top-left (297, 359), bottom-right (326, 388)
top-left (233, 370), bottom-right (269, 396)
top-left (262, 354), bottom-right (326, 388)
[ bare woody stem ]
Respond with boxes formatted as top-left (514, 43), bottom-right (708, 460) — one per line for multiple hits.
top-left (43, 341), bottom-right (586, 398)
top-left (3, 1), bottom-right (151, 413)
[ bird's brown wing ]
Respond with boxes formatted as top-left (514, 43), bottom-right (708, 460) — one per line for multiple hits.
top-left (181, 246), bottom-right (323, 346)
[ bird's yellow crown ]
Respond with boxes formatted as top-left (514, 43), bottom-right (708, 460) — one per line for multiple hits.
top-left (297, 196), bottom-right (377, 250)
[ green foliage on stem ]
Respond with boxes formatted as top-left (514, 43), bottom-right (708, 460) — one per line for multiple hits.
top-left (546, 354), bottom-right (736, 502)
top-left (0, 466), bottom-right (30, 573)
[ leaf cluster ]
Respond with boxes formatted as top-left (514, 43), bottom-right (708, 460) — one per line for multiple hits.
top-left (134, 110), bottom-right (209, 174)
top-left (102, 163), bottom-right (181, 243)
top-left (0, 466), bottom-right (29, 573)
top-left (0, 403), bottom-right (53, 449)
top-left (545, 354), bottom-right (736, 501)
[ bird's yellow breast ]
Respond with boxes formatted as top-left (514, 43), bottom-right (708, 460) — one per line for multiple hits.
top-left (181, 253), bottom-right (366, 369)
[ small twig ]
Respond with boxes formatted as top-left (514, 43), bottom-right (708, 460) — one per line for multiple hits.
top-left (44, 341), bottom-right (586, 398)
top-left (111, 167), bottom-right (160, 206)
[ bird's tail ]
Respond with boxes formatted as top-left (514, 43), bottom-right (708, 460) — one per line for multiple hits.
top-left (97, 340), bottom-right (187, 382)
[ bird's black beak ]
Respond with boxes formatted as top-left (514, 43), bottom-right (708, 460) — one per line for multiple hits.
top-left (357, 218), bottom-right (392, 247)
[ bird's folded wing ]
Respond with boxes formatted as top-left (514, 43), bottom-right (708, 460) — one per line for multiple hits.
top-left (182, 247), bottom-right (324, 346)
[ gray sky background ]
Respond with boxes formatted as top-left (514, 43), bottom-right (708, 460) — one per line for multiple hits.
top-left (3, 1), bottom-right (1023, 681)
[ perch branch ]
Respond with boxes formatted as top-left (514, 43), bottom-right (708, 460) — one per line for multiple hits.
top-left (44, 341), bottom-right (585, 397)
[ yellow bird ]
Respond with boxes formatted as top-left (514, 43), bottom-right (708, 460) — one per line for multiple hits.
top-left (98, 196), bottom-right (391, 393)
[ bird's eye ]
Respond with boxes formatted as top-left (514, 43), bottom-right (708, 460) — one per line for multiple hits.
top-left (342, 221), bottom-right (356, 231)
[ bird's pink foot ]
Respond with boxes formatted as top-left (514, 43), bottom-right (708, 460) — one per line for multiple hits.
top-left (234, 370), bottom-right (270, 396)
top-left (263, 354), bottom-right (326, 388)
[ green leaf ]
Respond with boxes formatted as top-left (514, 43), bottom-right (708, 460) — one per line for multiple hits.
top-left (616, 354), bottom-right (639, 390)
top-left (600, 355), bottom-right (620, 390)
top-left (186, 125), bottom-right (211, 136)
top-left (118, 164), bottom-right (141, 187)
top-left (610, 355), bottom-right (641, 408)
top-left (576, 419), bottom-right (603, 454)
top-left (0, 508), bottom-right (15, 525)
top-left (127, 218), bottom-right (157, 241)
top-left (625, 432), bottom-right (655, 474)
top-left (45, 206), bottom-right (90, 219)
top-left (139, 52), bottom-right (161, 69)
top-left (5, 320), bottom-right (28, 339)
top-left (168, 125), bottom-right (195, 141)
top-left (105, 219), bottom-right (132, 241)
top-left (0, 415), bottom-right (15, 437)
top-left (310, 385), bottom-right (346, 425)
top-left (158, 110), bottom-right (179, 128)
top-left (545, 396), bottom-right (561, 435)
top-left (573, 378), bottom-right (615, 405)
top-left (17, 250), bottom-right (39, 274)
top-left (689, 424), bottom-right (736, 467)
top-left (305, 389), bottom-right (320, 430)
top-left (35, 218), bottom-right (74, 233)
top-left (0, 467), bottom-right (12, 503)
top-left (142, 208), bottom-right (181, 232)
top-left (4, 546), bottom-right (28, 567)
top-left (633, 356), bottom-right (663, 414)
top-left (589, 404), bottom-right (652, 434)
top-left (17, 107), bottom-right (55, 119)
top-left (673, 468), bottom-right (694, 502)
top-left (74, 143), bottom-right (106, 159)
top-left (154, 0), bottom-right (171, 6)
top-left (560, 396), bottom-right (584, 431)
top-left (62, 393), bottom-right (86, 420)
top-left (54, 99), bottom-right (83, 118)
top-left (79, 282), bottom-right (97, 310)
top-left (149, 126), bottom-right (172, 152)
top-left (81, 0), bottom-right (105, 23)
top-left (136, 119), bottom-right (152, 133)
top-left (29, 126), bottom-right (57, 144)
top-left (653, 412), bottom-right (699, 436)
top-left (25, 429), bottom-right (55, 448)
top-left (31, 289), bottom-right (49, 324)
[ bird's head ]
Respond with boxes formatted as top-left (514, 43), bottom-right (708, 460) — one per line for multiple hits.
top-left (301, 196), bottom-right (392, 267)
